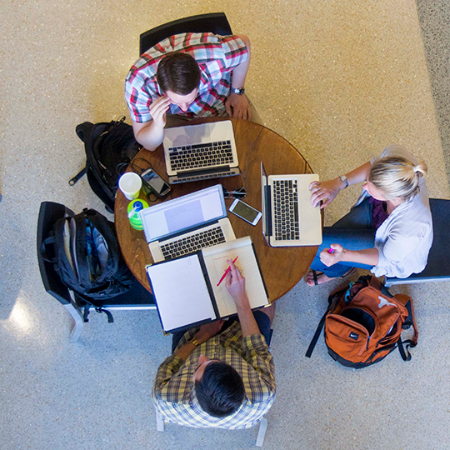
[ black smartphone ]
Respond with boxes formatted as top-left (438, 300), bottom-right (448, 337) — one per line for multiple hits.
top-left (140, 168), bottom-right (172, 198)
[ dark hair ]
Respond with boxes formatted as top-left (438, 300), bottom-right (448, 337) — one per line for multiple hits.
top-left (156, 52), bottom-right (201, 95)
top-left (195, 362), bottom-right (245, 418)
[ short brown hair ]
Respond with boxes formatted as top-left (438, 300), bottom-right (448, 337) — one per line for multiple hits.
top-left (156, 52), bottom-right (201, 95)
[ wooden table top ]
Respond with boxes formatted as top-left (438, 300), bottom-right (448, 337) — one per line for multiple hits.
top-left (115, 117), bottom-right (319, 302)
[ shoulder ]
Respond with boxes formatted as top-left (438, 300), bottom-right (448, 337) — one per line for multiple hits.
top-left (386, 195), bottom-right (432, 238)
top-left (126, 54), bottom-right (160, 86)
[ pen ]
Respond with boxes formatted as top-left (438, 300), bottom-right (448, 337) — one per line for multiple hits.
top-left (328, 248), bottom-right (335, 254)
top-left (217, 256), bottom-right (239, 286)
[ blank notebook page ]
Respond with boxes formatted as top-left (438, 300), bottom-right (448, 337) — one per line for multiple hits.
top-left (147, 255), bottom-right (216, 331)
top-left (203, 236), bottom-right (269, 317)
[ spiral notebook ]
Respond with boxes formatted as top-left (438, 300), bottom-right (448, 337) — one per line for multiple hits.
top-left (146, 236), bottom-right (270, 333)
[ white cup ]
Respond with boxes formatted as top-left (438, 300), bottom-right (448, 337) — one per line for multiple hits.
top-left (119, 172), bottom-right (142, 201)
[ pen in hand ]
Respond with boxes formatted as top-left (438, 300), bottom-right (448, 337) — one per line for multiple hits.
top-left (217, 256), bottom-right (239, 286)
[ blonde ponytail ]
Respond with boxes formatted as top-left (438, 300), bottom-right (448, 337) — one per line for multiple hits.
top-left (413, 161), bottom-right (428, 177)
top-left (369, 157), bottom-right (427, 200)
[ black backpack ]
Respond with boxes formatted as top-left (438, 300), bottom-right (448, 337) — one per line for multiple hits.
top-left (42, 208), bottom-right (135, 300)
top-left (70, 117), bottom-right (142, 213)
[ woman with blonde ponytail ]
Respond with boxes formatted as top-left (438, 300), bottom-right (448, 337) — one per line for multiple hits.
top-left (305, 144), bottom-right (433, 286)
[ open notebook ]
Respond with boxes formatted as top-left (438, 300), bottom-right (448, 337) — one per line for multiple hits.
top-left (146, 236), bottom-right (270, 333)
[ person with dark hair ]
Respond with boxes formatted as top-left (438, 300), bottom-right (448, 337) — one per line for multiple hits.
top-left (125, 32), bottom-right (254, 151)
top-left (153, 260), bottom-right (276, 428)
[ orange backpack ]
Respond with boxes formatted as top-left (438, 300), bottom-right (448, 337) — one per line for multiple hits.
top-left (306, 276), bottom-right (418, 368)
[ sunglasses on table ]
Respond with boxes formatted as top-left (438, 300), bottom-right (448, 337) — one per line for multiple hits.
top-left (223, 187), bottom-right (247, 199)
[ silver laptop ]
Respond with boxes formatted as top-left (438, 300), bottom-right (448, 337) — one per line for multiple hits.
top-left (140, 184), bottom-right (236, 263)
top-left (163, 120), bottom-right (241, 184)
top-left (261, 162), bottom-right (322, 247)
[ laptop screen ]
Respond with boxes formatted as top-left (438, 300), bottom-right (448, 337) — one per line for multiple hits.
top-left (140, 184), bottom-right (226, 243)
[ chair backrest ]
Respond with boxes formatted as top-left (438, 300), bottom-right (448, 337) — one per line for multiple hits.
top-left (139, 12), bottom-right (233, 56)
top-left (385, 198), bottom-right (450, 286)
top-left (37, 201), bottom-right (74, 305)
top-left (415, 198), bottom-right (450, 278)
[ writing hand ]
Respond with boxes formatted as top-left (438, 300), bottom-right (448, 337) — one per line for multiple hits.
top-left (225, 259), bottom-right (249, 309)
top-left (225, 93), bottom-right (252, 121)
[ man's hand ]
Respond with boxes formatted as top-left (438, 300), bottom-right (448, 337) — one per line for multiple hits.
top-left (149, 96), bottom-right (170, 129)
top-left (225, 259), bottom-right (250, 309)
top-left (225, 93), bottom-right (252, 120)
top-left (195, 320), bottom-right (225, 344)
top-left (309, 178), bottom-right (344, 209)
top-left (319, 244), bottom-right (345, 266)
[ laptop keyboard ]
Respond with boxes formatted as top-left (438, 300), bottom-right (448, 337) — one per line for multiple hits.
top-left (168, 141), bottom-right (233, 171)
top-left (160, 226), bottom-right (226, 260)
top-left (273, 180), bottom-right (300, 241)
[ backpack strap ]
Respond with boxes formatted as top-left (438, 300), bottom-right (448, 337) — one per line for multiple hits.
top-left (69, 122), bottom-right (96, 186)
top-left (305, 291), bottom-right (342, 358)
top-left (40, 236), bottom-right (57, 263)
top-left (52, 217), bottom-right (84, 293)
top-left (393, 293), bottom-right (418, 361)
top-left (69, 168), bottom-right (86, 186)
top-left (394, 293), bottom-right (419, 344)
top-left (368, 276), bottom-right (382, 290)
top-left (305, 309), bottom-right (328, 358)
top-left (96, 307), bottom-right (114, 323)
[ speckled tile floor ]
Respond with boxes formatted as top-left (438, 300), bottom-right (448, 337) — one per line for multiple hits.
top-left (416, 0), bottom-right (450, 189)
top-left (1, 1), bottom-right (450, 449)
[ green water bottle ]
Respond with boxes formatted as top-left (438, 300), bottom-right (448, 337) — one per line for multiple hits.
top-left (127, 199), bottom-right (149, 230)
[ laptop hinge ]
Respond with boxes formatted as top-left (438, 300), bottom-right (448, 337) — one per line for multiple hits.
top-left (264, 185), bottom-right (272, 237)
top-left (176, 165), bottom-right (232, 178)
top-left (156, 219), bottom-right (221, 244)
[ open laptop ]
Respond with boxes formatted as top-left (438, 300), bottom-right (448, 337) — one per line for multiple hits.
top-left (260, 162), bottom-right (322, 247)
top-left (140, 184), bottom-right (236, 263)
top-left (163, 120), bottom-right (241, 184)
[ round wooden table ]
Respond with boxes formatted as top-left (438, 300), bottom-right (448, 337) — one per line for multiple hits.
top-left (115, 118), bottom-right (319, 301)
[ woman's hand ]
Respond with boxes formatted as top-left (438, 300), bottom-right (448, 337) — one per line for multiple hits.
top-left (319, 244), bottom-right (345, 266)
top-left (309, 178), bottom-right (344, 209)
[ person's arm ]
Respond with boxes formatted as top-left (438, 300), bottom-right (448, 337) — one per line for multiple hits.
top-left (225, 35), bottom-right (252, 121)
top-left (310, 161), bottom-right (372, 209)
top-left (225, 260), bottom-right (276, 399)
top-left (132, 96), bottom-right (171, 151)
top-left (319, 243), bottom-right (380, 267)
top-left (173, 320), bottom-right (225, 361)
top-left (225, 260), bottom-right (260, 336)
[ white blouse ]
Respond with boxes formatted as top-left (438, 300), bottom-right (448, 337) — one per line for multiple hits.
top-left (356, 145), bottom-right (433, 278)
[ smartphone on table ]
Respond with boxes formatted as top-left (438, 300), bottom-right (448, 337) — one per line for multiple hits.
top-left (140, 168), bottom-right (172, 198)
top-left (229, 199), bottom-right (262, 226)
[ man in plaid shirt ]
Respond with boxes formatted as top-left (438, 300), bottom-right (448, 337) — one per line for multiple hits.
top-left (153, 260), bottom-right (276, 429)
top-left (125, 32), bottom-right (252, 151)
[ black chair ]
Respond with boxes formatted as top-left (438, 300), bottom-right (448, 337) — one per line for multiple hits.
top-left (37, 201), bottom-right (156, 342)
top-left (139, 12), bottom-right (232, 56)
top-left (385, 198), bottom-right (450, 287)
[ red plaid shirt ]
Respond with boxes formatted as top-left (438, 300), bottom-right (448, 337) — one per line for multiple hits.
top-left (125, 33), bottom-right (248, 122)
